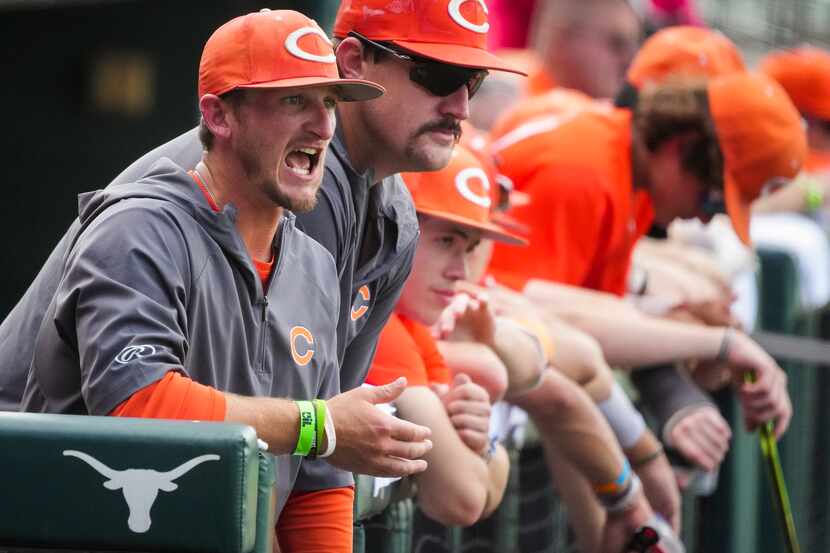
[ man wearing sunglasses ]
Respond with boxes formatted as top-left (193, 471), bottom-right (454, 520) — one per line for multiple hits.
top-left (0, 1), bottom-right (525, 550)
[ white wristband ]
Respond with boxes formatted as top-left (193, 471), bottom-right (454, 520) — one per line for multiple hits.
top-left (598, 383), bottom-right (647, 449)
top-left (319, 402), bottom-right (337, 458)
top-left (605, 473), bottom-right (642, 514)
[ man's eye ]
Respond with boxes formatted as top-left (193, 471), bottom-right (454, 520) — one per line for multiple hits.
top-left (324, 97), bottom-right (338, 110)
top-left (282, 95), bottom-right (303, 106)
top-left (437, 236), bottom-right (455, 248)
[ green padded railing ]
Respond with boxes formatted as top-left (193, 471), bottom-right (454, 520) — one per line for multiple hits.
top-left (0, 413), bottom-right (274, 553)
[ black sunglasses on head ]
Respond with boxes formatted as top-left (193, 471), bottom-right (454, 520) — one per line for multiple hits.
top-left (348, 31), bottom-right (489, 99)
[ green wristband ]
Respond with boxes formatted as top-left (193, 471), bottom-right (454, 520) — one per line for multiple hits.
top-left (313, 399), bottom-right (327, 457)
top-left (294, 401), bottom-right (316, 456)
top-left (805, 178), bottom-right (824, 210)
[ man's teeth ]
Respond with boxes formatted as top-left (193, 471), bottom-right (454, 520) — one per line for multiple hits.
top-left (298, 148), bottom-right (317, 155)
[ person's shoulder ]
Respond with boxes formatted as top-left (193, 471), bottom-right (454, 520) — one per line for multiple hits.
top-left (379, 173), bottom-right (419, 243)
top-left (282, 214), bottom-right (339, 300)
top-left (111, 128), bottom-right (202, 187)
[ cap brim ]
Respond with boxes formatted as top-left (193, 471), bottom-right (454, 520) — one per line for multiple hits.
top-left (416, 207), bottom-right (528, 246)
top-left (724, 172), bottom-right (752, 245)
top-left (491, 211), bottom-right (530, 237)
top-left (240, 76), bottom-right (385, 102)
top-left (390, 40), bottom-right (528, 76)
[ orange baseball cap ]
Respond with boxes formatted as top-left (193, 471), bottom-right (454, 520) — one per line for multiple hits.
top-left (627, 26), bottom-right (745, 89)
top-left (708, 72), bottom-right (807, 243)
top-left (198, 9), bottom-right (384, 101)
top-left (759, 46), bottom-right (830, 121)
top-left (333, 0), bottom-right (525, 75)
top-left (402, 145), bottom-right (527, 245)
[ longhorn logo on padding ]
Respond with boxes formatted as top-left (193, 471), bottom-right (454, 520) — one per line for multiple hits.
top-left (64, 450), bottom-right (219, 533)
top-left (448, 0), bottom-right (490, 34)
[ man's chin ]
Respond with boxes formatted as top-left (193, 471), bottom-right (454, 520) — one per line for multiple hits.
top-left (407, 142), bottom-right (456, 172)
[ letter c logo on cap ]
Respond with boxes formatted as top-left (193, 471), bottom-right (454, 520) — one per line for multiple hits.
top-left (448, 0), bottom-right (490, 34)
top-left (285, 26), bottom-right (336, 64)
top-left (455, 167), bottom-right (492, 208)
top-left (290, 326), bottom-right (315, 366)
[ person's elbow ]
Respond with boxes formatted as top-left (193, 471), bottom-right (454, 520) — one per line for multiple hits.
top-left (417, 467), bottom-right (489, 527)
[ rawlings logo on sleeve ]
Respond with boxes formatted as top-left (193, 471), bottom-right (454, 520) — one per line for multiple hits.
top-left (115, 345), bottom-right (157, 364)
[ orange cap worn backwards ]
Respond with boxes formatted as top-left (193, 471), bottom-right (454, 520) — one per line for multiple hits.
top-left (402, 145), bottom-right (527, 245)
top-left (627, 26), bottom-right (746, 89)
top-left (760, 46), bottom-right (830, 121)
top-left (333, 0), bottom-right (525, 75)
top-left (198, 9), bottom-right (384, 101)
top-left (708, 72), bottom-right (807, 244)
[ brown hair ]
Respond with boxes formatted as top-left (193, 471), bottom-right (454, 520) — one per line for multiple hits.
top-left (197, 88), bottom-right (249, 151)
top-left (633, 77), bottom-right (724, 189)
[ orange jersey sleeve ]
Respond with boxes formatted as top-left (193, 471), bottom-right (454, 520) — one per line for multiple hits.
top-left (402, 318), bottom-right (452, 386)
top-left (365, 314), bottom-right (452, 387)
top-left (277, 487), bottom-right (355, 553)
top-left (111, 371), bottom-right (227, 421)
top-left (366, 314), bottom-right (431, 387)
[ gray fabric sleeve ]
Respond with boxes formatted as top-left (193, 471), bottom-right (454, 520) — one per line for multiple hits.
top-left (53, 203), bottom-right (191, 415)
top-left (630, 363), bottom-right (716, 439)
top-left (343, 243), bottom-right (415, 392)
top-left (295, 172), bottom-right (351, 277)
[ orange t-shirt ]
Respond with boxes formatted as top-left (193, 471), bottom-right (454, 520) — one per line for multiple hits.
top-left (489, 88), bottom-right (606, 192)
top-left (365, 314), bottom-right (452, 387)
top-left (487, 109), bottom-right (655, 296)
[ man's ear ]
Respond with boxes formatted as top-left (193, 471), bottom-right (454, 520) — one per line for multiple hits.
top-left (336, 36), bottom-right (369, 80)
top-left (199, 94), bottom-right (234, 142)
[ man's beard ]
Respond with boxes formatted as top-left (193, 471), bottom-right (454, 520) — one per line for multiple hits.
top-left (236, 140), bottom-right (319, 213)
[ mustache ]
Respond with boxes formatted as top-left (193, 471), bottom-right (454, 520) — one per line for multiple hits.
top-left (417, 118), bottom-right (463, 142)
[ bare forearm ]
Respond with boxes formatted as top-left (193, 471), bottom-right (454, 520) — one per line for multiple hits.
top-left (398, 388), bottom-right (490, 527)
top-left (224, 393), bottom-right (300, 455)
top-left (523, 279), bottom-right (639, 318)
top-left (562, 309), bottom-right (722, 368)
top-left (514, 370), bottom-right (626, 485)
top-left (491, 318), bottom-right (545, 394)
top-left (482, 444), bottom-right (510, 518)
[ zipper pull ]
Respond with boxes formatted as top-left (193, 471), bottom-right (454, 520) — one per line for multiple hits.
top-left (261, 296), bottom-right (269, 322)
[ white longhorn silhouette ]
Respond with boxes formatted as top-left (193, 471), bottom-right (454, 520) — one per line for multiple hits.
top-left (63, 449), bottom-right (220, 533)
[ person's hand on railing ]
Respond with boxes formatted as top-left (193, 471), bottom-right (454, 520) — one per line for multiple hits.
top-left (326, 378), bottom-right (433, 476)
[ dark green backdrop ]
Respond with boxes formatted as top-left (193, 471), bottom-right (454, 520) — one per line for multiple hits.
top-left (0, 0), bottom-right (338, 317)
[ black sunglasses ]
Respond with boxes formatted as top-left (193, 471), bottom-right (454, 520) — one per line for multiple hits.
top-left (348, 31), bottom-right (489, 99)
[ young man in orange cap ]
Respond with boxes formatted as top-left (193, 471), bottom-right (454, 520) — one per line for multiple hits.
top-left (365, 145), bottom-right (523, 527)
top-left (19, 6), bottom-right (436, 541)
top-left (755, 46), bottom-right (830, 213)
top-left (486, 24), bottom-right (749, 462)
top-left (487, 71), bottom-right (802, 440)
top-left (0, 1), bottom-right (525, 550)
top-left (369, 146), bottom-right (668, 551)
